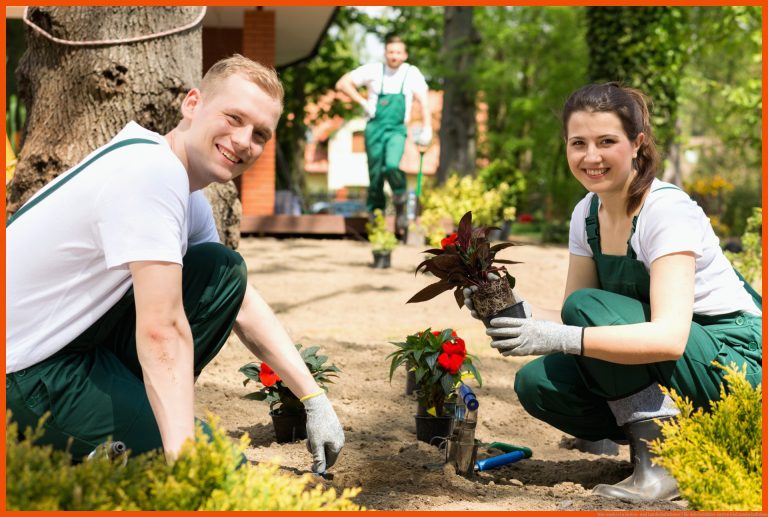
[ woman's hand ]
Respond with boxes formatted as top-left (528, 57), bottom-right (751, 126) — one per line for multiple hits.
top-left (486, 318), bottom-right (583, 356)
top-left (463, 273), bottom-right (532, 320)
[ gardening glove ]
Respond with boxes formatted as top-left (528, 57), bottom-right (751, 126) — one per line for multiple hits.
top-left (303, 393), bottom-right (345, 474)
top-left (486, 318), bottom-right (583, 356)
top-left (415, 126), bottom-right (432, 147)
top-left (463, 273), bottom-right (532, 320)
top-left (363, 103), bottom-right (377, 119)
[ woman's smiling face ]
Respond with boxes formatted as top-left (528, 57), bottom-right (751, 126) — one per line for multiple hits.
top-left (565, 110), bottom-right (644, 197)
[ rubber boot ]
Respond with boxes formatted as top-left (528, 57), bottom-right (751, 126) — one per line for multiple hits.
top-left (567, 437), bottom-right (620, 456)
top-left (593, 417), bottom-right (679, 501)
top-left (392, 193), bottom-right (408, 242)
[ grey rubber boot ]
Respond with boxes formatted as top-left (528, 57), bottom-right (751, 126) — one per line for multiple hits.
top-left (392, 193), bottom-right (408, 241)
top-left (593, 417), bottom-right (679, 501)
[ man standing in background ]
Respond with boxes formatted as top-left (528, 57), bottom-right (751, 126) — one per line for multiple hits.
top-left (336, 33), bottom-right (432, 240)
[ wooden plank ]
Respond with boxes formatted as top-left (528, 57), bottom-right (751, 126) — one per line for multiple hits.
top-left (240, 214), bottom-right (347, 235)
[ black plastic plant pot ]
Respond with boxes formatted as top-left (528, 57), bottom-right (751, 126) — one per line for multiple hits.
top-left (372, 250), bottom-right (391, 269)
top-left (414, 414), bottom-right (454, 446)
top-left (482, 301), bottom-right (528, 341)
top-left (270, 410), bottom-right (308, 443)
top-left (416, 402), bottom-right (456, 417)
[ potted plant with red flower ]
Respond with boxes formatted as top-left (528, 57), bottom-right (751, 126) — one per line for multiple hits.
top-left (407, 210), bottom-right (526, 326)
top-left (388, 328), bottom-right (482, 445)
top-left (239, 344), bottom-right (340, 443)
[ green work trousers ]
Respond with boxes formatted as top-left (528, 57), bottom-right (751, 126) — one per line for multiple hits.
top-left (514, 288), bottom-right (762, 441)
top-left (364, 122), bottom-right (408, 213)
top-left (7, 242), bottom-right (248, 459)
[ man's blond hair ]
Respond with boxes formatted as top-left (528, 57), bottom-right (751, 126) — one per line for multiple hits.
top-left (200, 54), bottom-right (284, 107)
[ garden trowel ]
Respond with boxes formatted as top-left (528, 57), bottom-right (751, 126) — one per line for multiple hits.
top-left (446, 383), bottom-right (530, 476)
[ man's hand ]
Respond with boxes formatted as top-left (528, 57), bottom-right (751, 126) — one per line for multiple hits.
top-left (486, 318), bottom-right (583, 356)
top-left (363, 103), bottom-right (376, 119)
top-left (463, 274), bottom-right (532, 320)
top-left (303, 394), bottom-right (345, 474)
top-left (414, 126), bottom-right (432, 147)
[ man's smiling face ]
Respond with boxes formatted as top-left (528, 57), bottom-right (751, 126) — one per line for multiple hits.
top-left (182, 73), bottom-right (282, 189)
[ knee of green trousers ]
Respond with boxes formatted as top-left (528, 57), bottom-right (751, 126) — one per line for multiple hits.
top-left (181, 243), bottom-right (248, 375)
top-left (561, 287), bottom-right (650, 327)
top-left (514, 355), bottom-right (625, 441)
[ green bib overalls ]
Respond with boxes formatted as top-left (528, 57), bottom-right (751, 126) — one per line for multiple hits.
top-left (363, 64), bottom-right (409, 213)
top-left (6, 138), bottom-right (248, 458)
top-left (514, 188), bottom-right (762, 441)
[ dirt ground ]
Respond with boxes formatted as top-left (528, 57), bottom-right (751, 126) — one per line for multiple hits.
top-left (195, 236), bottom-right (687, 511)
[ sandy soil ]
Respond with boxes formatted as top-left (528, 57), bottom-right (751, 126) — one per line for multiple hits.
top-left (195, 236), bottom-right (687, 511)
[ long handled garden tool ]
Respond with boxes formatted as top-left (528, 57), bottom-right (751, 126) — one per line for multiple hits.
top-left (446, 383), bottom-right (532, 477)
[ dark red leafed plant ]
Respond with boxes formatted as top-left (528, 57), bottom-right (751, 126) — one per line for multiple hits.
top-left (407, 211), bottom-right (520, 309)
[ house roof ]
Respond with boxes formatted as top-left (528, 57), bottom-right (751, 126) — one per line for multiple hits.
top-left (205, 6), bottom-right (337, 68)
top-left (6, 6), bottom-right (336, 68)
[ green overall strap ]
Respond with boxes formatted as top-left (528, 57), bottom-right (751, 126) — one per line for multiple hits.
top-left (399, 64), bottom-right (410, 94)
top-left (6, 138), bottom-right (159, 227)
top-left (379, 63), bottom-right (410, 95)
top-left (585, 193), bottom-right (601, 257)
top-left (587, 194), bottom-right (638, 259)
top-left (735, 269), bottom-right (762, 309)
top-left (379, 63), bottom-right (385, 95)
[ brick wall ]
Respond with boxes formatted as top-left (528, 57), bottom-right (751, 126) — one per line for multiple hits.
top-left (202, 27), bottom-right (243, 73)
top-left (240, 9), bottom-right (276, 216)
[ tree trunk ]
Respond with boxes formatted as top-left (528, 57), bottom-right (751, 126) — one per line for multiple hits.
top-left (9, 7), bottom-right (242, 249)
top-left (436, 6), bottom-right (478, 184)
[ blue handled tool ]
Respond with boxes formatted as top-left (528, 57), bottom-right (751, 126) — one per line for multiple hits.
top-left (458, 383), bottom-right (479, 411)
top-left (475, 450), bottom-right (526, 472)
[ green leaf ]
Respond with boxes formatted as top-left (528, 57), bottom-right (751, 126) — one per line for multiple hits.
top-left (440, 372), bottom-right (456, 395)
top-left (244, 392), bottom-right (269, 401)
top-left (301, 346), bottom-right (321, 359)
top-left (425, 351), bottom-right (440, 370)
top-left (464, 362), bottom-right (483, 387)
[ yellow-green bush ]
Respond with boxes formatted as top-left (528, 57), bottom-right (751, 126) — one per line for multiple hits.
top-left (650, 364), bottom-right (761, 511)
top-left (7, 412), bottom-right (363, 511)
top-left (419, 174), bottom-right (516, 247)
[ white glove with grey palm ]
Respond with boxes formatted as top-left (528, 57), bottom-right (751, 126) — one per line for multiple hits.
top-left (487, 318), bottom-right (583, 356)
top-left (304, 394), bottom-right (345, 475)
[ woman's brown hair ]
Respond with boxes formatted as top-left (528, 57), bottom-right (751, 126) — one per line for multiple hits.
top-left (561, 82), bottom-right (661, 216)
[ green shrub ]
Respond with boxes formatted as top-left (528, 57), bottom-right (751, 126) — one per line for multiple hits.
top-left (477, 158), bottom-right (527, 212)
top-left (420, 174), bottom-right (516, 247)
top-left (724, 207), bottom-right (762, 293)
top-left (365, 208), bottom-right (398, 252)
top-left (7, 412), bottom-right (363, 511)
top-left (650, 363), bottom-right (761, 511)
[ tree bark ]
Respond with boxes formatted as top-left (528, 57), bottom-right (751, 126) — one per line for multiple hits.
top-left (436, 6), bottom-right (478, 184)
top-left (9, 7), bottom-right (242, 249)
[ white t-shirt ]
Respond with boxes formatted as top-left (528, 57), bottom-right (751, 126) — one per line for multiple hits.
top-left (6, 122), bottom-right (220, 373)
top-left (568, 179), bottom-right (760, 317)
top-left (349, 62), bottom-right (428, 123)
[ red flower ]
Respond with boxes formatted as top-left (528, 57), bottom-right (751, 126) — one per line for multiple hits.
top-left (259, 363), bottom-right (281, 387)
top-left (432, 330), bottom-right (441, 337)
top-left (441, 232), bottom-right (458, 248)
top-left (518, 213), bottom-right (534, 223)
top-left (437, 351), bottom-right (465, 374)
top-left (442, 337), bottom-right (466, 356)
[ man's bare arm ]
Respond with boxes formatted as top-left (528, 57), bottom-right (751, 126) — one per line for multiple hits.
top-left (233, 283), bottom-right (320, 397)
top-left (129, 260), bottom-right (195, 459)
